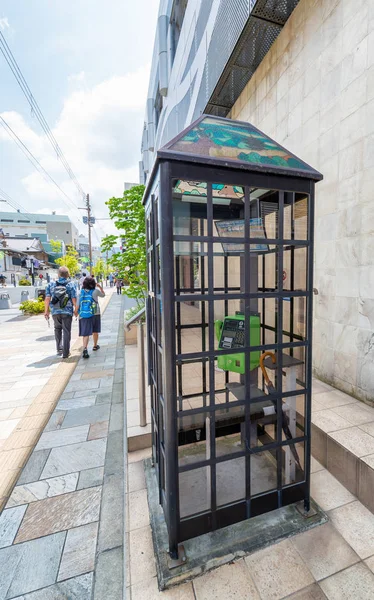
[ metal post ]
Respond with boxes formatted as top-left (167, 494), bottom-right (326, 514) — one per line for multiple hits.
top-left (138, 321), bottom-right (147, 427)
top-left (86, 194), bottom-right (93, 272)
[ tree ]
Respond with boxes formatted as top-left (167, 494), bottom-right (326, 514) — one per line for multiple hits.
top-left (49, 240), bottom-right (62, 254)
top-left (92, 258), bottom-right (109, 279)
top-left (101, 184), bottom-right (146, 305)
top-left (55, 245), bottom-right (80, 276)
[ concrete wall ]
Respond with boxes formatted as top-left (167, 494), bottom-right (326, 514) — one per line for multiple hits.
top-left (47, 222), bottom-right (78, 249)
top-left (231, 0), bottom-right (374, 402)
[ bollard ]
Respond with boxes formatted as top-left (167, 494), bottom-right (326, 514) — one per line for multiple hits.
top-left (137, 321), bottom-right (147, 427)
top-left (0, 293), bottom-right (12, 309)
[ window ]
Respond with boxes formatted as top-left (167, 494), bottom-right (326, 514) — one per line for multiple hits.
top-left (1, 219), bottom-right (13, 222)
top-left (170, 0), bottom-right (188, 66)
top-left (18, 220), bottom-right (30, 223)
top-left (155, 88), bottom-right (163, 130)
top-left (35, 220), bottom-right (46, 224)
top-left (66, 230), bottom-right (70, 234)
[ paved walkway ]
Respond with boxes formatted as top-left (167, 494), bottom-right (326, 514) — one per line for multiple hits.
top-left (0, 292), bottom-right (125, 599)
top-left (126, 451), bottom-right (374, 599)
top-left (0, 305), bottom-right (79, 446)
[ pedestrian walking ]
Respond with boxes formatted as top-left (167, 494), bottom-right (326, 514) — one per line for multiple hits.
top-left (116, 277), bottom-right (123, 295)
top-left (76, 276), bottom-right (105, 359)
top-left (44, 266), bottom-right (77, 359)
top-left (38, 273), bottom-right (43, 287)
top-left (109, 273), bottom-right (114, 288)
top-left (79, 272), bottom-right (87, 289)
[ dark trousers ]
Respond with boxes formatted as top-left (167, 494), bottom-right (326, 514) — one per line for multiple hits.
top-left (117, 286), bottom-right (122, 295)
top-left (53, 314), bottom-right (72, 357)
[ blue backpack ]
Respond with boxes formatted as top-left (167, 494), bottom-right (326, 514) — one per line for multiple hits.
top-left (79, 289), bottom-right (97, 319)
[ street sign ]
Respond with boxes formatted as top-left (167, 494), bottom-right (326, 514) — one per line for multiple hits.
top-left (83, 216), bottom-right (95, 225)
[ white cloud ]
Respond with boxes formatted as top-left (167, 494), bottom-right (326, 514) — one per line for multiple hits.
top-left (0, 65), bottom-right (149, 235)
top-left (0, 17), bottom-right (9, 31)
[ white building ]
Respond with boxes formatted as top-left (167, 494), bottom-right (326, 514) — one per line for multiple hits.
top-left (0, 211), bottom-right (79, 249)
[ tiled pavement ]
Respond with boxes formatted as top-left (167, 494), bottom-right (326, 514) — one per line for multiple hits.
top-left (0, 293), bottom-right (125, 599)
top-left (0, 306), bottom-right (79, 448)
top-left (124, 361), bottom-right (374, 598)
top-left (0, 296), bottom-right (89, 508)
top-left (310, 379), bottom-right (374, 514)
top-left (126, 449), bottom-right (374, 599)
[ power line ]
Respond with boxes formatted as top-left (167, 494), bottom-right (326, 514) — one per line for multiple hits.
top-left (0, 186), bottom-right (30, 216)
top-left (0, 116), bottom-right (84, 225)
top-left (0, 30), bottom-right (86, 200)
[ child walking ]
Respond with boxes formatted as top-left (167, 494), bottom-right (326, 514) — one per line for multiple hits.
top-left (76, 276), bottom-right (105, 359)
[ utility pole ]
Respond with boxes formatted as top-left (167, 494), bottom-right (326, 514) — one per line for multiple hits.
top-left (86, 194), bottom-right (93, 274)
top-left (79, 194), bottom-right (94, 274)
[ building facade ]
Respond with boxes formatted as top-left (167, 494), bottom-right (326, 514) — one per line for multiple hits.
top-left (140, 0), bottom-right (299, 181)
top-left (0, 211), bottom-right (79, 249)
top-left (143, 0), bottom-right (374, 403)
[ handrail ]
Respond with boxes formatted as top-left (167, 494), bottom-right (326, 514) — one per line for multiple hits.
top-left (125, 306), bottom-right (145, 330)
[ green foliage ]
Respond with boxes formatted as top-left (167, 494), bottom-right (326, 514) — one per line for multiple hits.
top-left (100, 235), bottom-right (118, 254)
top-left (49, 240), bottom-right (62, 253)
top-left (19, 296), bottom-right (45, 314)
top-left (55, 245), bottom-right (80, 276)
top-left (92, 258), bottom-right (109, 278)
top-left (102, 184), bottom-right (146, 302)
top-left (125, 302), bottom-right (146, 323)
top-left (19, 278), bottom-right (31, 286)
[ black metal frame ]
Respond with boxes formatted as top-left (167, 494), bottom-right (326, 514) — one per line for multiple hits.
top-left (144, 144), bottom-right (318, 559)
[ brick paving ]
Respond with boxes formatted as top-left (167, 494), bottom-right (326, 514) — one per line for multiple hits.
top-left (0, 293), bottom-right (125, 599)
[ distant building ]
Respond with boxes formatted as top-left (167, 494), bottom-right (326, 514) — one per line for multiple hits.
top-left (0, 237), bottom-right (49, 279)
top-left (0, 211), bottom-right (79, 248)
top-left (78, 234), bottom-right (101, 267)
top-left (124, 182), bottom-right (139, 191)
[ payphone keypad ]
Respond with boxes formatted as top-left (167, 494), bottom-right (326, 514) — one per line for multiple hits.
top-left (219, 318), bottom-right (245, 349)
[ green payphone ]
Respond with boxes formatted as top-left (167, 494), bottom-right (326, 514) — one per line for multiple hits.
top-left (215, 312), bottom-right (261, 374)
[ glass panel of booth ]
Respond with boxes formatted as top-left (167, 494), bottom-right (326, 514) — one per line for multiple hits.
top-left (179, 464), bottom-right (211, 518)
top-left (171, 178), bottom-right (310, 516)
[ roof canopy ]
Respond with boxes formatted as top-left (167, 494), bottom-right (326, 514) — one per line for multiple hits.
top-left (159, 115), bottom-right (322, 181)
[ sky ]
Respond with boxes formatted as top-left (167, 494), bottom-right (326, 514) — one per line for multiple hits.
top-left (0, 0), bottom-right (159, 240)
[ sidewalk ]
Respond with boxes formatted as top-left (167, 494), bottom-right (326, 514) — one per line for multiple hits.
top-left (124, 358), bottom-right (374, 597)
top-left (0, 292), bottom-right (125, 599)
top-left (126, 448), bottom-right (374, 599)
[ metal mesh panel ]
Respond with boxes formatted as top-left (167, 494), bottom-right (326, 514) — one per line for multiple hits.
top-left (208, 17), bottom-right (281, 112)
top-left (205, 0), bottom-right (299, 116)
top-left (253, 0), bottom-right (300, 26)
top-left (206, 0), bottom-right (250, 106)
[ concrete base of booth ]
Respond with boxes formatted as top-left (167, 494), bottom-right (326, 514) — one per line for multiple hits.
top-left (144, 458), bottom-right (327, 591)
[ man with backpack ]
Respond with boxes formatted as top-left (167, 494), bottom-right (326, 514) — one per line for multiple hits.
top-left (44, 266), bottom-right (77, 358)
top-left (76, 276), bottom-right (105, 359)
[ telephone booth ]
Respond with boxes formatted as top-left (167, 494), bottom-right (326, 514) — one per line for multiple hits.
top-left (144, 115), bottom-right (322, 559)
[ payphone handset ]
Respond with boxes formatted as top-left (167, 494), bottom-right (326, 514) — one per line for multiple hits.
top-left (215, 312), bottom-right (261, 374)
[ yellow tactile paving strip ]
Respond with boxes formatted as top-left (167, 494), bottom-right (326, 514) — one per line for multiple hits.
top-left (0, 292), bottom-right (113, 510)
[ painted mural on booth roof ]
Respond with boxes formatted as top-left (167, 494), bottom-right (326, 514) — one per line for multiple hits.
top-left (171, 116), bottom-right (309, 172)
